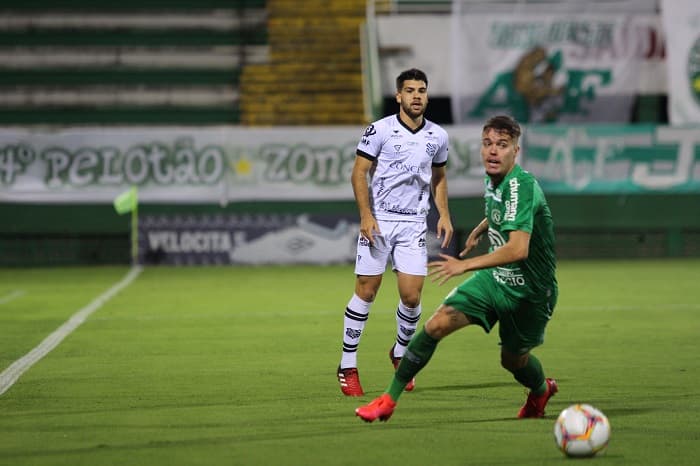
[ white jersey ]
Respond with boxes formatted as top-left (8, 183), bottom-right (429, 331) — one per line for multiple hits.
top-left (356, 114), bottom-right (449, 222)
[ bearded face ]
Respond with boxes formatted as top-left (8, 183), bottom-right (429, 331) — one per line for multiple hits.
top-left (396, 79), bottom-right (428, 120)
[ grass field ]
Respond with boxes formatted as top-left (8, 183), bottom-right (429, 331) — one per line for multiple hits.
top-left (0, 259), bottom-right (698, 466)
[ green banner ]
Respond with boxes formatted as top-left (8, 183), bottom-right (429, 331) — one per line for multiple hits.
top-left (524, 125), bottom-right (700, 193)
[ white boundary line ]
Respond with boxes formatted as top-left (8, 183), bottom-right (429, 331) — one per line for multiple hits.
top-left (0, 290), bottom-right (25, 305)
top-left (0, 266), bottom-right (142, 396)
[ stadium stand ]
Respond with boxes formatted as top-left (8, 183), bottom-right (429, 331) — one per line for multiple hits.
top-left (0, 0), bottom-right (268, 125)
top-left (240, 0), bottom-right (366, 125)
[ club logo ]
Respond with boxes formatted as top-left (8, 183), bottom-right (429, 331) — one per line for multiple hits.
top-left (469, 46), bottom-right (612, 123)
top-left (426, 143), bottom-right (438, 157)
top-left (491, 208), bottom-right (502, 225)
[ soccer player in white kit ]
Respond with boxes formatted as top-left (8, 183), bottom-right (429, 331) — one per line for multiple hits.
top-left (337, 68), bottom-right (453, 396)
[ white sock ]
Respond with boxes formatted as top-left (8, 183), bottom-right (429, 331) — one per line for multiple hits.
top-left (340, 294), bottom-right (371, 369)
top-left (392, 301), bottom-right (421, 359)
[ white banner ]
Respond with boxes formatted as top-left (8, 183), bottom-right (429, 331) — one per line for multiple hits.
top-left (376, 14), bottom-right (665, 97)
top-left (0, 125), bottom-right (487, 204)
top-left (452, 12), bottom-right (650, 124)
top-left (661, 0), bottom-right (700, 124)
top-left (523, 125), bottom-right (700, 193)
top-left (376, 13), bottom-right (664, 123)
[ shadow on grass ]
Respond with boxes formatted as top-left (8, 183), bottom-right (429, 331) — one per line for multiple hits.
top-left (420, 380), bottom-right (516, 392)
top-left (1, 425), bottom-right (404, 460)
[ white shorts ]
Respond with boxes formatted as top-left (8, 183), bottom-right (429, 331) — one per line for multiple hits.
top-left (354, 220), bottom-right (428, 276)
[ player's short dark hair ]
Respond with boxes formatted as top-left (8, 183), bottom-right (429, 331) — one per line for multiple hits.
top-left (396, 68), bottom-right (428, 91)
top-left (483, 115), bottom-right (522, 140)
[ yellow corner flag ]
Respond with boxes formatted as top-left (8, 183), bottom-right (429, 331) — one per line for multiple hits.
top-left (113, 186), bottom-right (138, 215)
top-left (113, 186), bottom-right (139, 264)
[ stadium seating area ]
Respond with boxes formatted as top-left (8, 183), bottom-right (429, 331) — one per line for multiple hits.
top-left (0, 0), bottom-right (378, 126)
top-left (240, 0), bottom-right (366, 125)
top-left (0, 0), bottom-right (268, 125)
top-left (0, 0), bottom-right (666, 126)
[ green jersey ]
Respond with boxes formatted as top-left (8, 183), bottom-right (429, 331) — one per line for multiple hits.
top-left (483, 164), bottom-right (557, 303)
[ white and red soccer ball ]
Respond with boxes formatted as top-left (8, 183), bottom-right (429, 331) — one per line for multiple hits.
top-left (553, 403), bottom-right (611, 458)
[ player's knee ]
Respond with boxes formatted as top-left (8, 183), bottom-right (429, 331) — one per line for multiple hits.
top-left (354, 283), bottom-right (376, 302)
top-left (356, 289), bottom-right (376, 302)
top-left (400, 295), bottom-right (421, 308)
top-left (500, 357), bottom-right (515, 372)
top-left (501, 351), bottom-right (528, 372)
top-left (355, 276), bottom-right (381, 301)
top-left (424, 306), bottom-right (460, 339)
top-left (424, 318), bottom-right (444, 339)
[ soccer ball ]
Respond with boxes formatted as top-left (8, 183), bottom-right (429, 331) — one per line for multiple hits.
top-left (553, 404), bottom-right (610, 458)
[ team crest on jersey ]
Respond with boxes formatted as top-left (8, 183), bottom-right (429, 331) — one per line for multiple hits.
top-left (394, 144), bottom-right (402, 153)
top-left (426, 143), bottom-right (438, 157)
top-left (491, 209), bottom-right (502, 225)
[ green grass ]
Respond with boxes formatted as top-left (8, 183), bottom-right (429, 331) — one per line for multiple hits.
top-left (0, 260), bottom-right (699, 465)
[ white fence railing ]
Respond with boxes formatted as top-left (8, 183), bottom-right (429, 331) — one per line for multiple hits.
top-left (376, 0), bottom-right (658, 15)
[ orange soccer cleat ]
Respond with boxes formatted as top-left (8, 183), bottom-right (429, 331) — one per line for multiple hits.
top-left (518, 378), bottom-right (558, 418)
top-left (355, 393), bottom-right (397, 422)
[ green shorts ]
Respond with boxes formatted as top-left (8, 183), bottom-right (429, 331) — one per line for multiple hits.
top-left (442, 270), bottom-right (557, 354)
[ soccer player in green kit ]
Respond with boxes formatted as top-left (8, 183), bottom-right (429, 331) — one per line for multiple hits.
top-left (356, 114), bottom-right (558, 422)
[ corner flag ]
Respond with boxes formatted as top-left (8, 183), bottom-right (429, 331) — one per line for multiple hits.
top-left (113, 186), bottom-right (138, 215)
top-left (113, 186), bottom-right (139, 264)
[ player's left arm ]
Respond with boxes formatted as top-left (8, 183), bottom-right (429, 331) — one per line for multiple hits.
top-left (431, 165), bottom-right (453, 248)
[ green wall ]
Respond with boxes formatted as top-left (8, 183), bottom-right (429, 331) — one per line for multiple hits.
top-left (2, 193), bottom-right (699, 266)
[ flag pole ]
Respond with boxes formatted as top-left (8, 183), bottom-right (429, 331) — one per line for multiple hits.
top-left (113, 186), bottom-right (139, 265)
top-left (131, 197), bottom-right (138, 265)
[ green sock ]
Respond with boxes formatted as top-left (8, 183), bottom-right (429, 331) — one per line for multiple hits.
top-left (386, 327), bottom-right (439, 401)
top-left (511, 353), bottom-right (547, 395)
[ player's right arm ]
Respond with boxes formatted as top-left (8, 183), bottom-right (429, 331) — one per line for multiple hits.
top-left (429, 229), bottom-right (531, 285)
top-left (460, 217), bottom-right (489, 257)
top-left (351, 153), bottom-right (380, 245)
